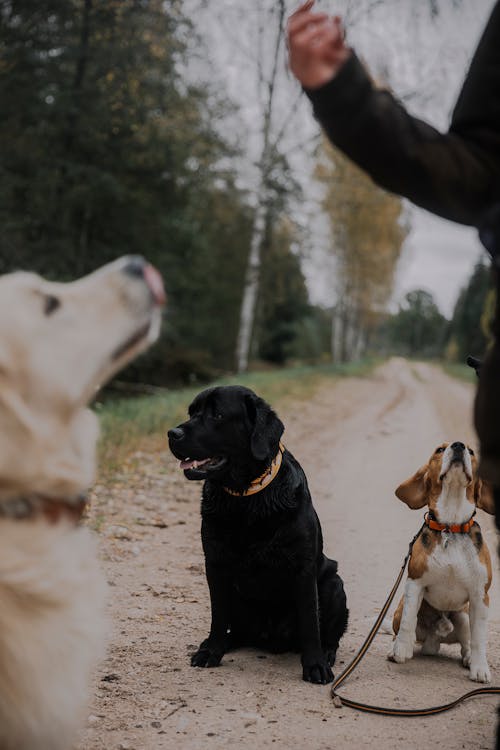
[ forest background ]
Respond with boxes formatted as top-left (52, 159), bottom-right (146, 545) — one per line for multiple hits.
top-left (0, 0), bottom-right (494, 388)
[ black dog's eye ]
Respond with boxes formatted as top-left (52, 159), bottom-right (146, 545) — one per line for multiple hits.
top-left (214, 413), bottom-right (223, 420)
top-left (435, 446), bottom-right (446, 454)
top-left (468, 448), bottom-right (475, 456)
top-left (44, 295), bottom-right (61, 316)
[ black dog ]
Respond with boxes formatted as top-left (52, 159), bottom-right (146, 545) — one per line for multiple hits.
top-left (168, 385), bottom-right (348, 684)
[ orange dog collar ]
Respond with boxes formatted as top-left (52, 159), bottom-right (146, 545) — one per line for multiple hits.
top-left (224, 443), bottom-right (285, 497)
top-left (424, 511), bottom-right (476, 534)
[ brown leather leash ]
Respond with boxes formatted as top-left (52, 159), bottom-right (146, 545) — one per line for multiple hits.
top-left (331, 520), bottom-right (500, 716)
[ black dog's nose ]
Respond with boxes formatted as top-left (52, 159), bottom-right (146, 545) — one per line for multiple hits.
top-left (168, 427), bottom-right (184, 442)
top-left (122, 255), bottom-right (147, 278)
top-left (451, 441), bottom-right (465, 453)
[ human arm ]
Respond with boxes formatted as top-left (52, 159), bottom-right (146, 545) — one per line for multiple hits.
top-left (288, 2), bottom-right (500, 226)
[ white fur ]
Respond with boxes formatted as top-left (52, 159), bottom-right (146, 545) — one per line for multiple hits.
top-left (389, 443), bottom-right (491, 682)
top-left (391, 535), bottom-right (490, 680)
top-left (0, 257), bottom-right (162, 748)
top-left (0, 520), bottom-right (106, 750)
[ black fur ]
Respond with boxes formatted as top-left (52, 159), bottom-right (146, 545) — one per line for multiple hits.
top-left (466, 355), bottom-right (482, 376)
top-left (478, 205), bottom-right (500, 749)
top-left (168, 385), bottom-right (348, 684)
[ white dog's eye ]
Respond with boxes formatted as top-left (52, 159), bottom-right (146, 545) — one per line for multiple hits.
top-left (44, 295), bottom-right (61, 316)
top-left (468, 448), bottom-right (475, 456)
top-left (435, 446), bottom-right (445, 454)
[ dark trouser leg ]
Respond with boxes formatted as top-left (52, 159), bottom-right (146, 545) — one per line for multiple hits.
top-left (496, 487), bottom-right (500, 535)
top-left (478, 209), bottom-right (500, 749)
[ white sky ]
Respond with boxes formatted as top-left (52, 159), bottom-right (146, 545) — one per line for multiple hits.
top-left (393, 209), bottom-right (487, 318)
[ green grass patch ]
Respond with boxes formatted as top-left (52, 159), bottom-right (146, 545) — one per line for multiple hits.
top-left (95, 358), bottom-right (378, 475)
top-left (442, 362), bottom-right (477, 384)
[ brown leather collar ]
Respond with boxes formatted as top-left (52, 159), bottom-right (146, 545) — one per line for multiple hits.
top-left (224, 443), bottom-right (285, 497)
top-left (424, 510), bottom-right (476, 534)
top-left (0, 494), bottom-right (87, 524)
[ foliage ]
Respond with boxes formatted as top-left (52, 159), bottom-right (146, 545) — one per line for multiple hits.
top-left (256, 218), bottom-right (311, 365)
top-left (446, 259), bottom-right (493, 361)
top-left (442, 362), bottom-right (477, 384)
top-left (315, 137), bottom-right (408, 362)
top-left (0, 0), bottom-right (238, 380)
top-left (0, 0), bottom-right (320, 382)
top-left (379, 289), bottom-right (448, 357)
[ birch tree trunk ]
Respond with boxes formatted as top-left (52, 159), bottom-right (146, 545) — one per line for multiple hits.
top-left (234, 0), bottom-right (286, 373)
top-left (235, 198), bottom-right (267, 373)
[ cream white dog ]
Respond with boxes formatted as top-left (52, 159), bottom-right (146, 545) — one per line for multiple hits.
top-left (0, 256), bottom-right (164, 750)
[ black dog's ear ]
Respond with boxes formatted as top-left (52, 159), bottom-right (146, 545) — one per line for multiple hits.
top-left (245, 394), bottom-right (284, 461)
top-left (466, 356), bottom-right (482, 377)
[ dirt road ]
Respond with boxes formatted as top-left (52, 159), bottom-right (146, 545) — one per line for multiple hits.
top-left (80, 358), bottom-right (499, 750)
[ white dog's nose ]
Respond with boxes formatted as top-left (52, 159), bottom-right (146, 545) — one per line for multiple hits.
top-left (122, 256), bottom-right (166, 306)
top-left (123, 255), bottom-right (147, 278)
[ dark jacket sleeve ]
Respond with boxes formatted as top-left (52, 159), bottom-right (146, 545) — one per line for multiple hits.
top-left (305, 2), bottom-right (500, 227)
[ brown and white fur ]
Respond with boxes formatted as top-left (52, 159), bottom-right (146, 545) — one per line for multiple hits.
top-left (0, 256), bottom-right (164, 750)
top-left (389, 441), bottom-right (495, 683)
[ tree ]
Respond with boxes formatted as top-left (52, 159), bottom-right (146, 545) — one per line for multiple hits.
top-left (256, 218), bottom-right (311, 365)
top-left (185, 0), bottom-right (315, 372)
top-left (231, 0), bottom-right (305, 372)
top-left (0, 0), bottom-right (252, 384)
top-left (315, 138), bottom-right (408, 362)
top-left (447, 259), bottom-right (493, 361)
top-left (381, 289), bottom-right (448, 357)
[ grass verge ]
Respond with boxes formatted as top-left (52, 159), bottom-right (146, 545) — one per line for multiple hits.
top-left (96, 358), bottom-right (378, 476)
top-left (442, 362), bottom-right (477, 384)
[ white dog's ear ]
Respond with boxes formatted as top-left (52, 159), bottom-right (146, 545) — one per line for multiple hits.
top-left (474, 478), bottom-right (495, 515)
top-left (395, 465), bottom-right (429, 509)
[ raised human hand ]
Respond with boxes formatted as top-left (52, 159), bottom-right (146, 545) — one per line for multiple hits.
top-left (287, 0), bottom-right (351, 89)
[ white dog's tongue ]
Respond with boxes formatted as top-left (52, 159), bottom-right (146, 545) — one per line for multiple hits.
top-left (180, 458), bottom-right (211, 470)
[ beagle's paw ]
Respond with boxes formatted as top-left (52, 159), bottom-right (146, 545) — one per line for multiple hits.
top-left (388, 637), bottom-right (414, 663)
top-left (469, 660), bottom-right (491, 683)
top-left (461, 647), bottom-right (471, 668)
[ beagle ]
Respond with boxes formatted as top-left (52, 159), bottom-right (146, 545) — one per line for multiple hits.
top-left (389, 441), bottom-right (495, 683)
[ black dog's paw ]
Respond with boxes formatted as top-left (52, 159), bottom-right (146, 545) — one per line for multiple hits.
top-left (190, 640), bottom-right (224, 668)
top-left (302, 655), bottom-right (334, 684)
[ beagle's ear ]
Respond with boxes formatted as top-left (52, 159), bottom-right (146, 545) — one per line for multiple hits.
top-left (395, 465), bottom-right (429, 509)
top-left (474, 478), bottom-right (496, 515)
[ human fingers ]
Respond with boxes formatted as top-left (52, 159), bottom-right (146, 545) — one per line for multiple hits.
top-left (289, 0), bottom-right (315, 19)
top-left (287, 10), bottom-right (329, 37)
top-left (291, 18), bottom-right (340, 51)
top-left (331, 15), bottom-right (346, 46)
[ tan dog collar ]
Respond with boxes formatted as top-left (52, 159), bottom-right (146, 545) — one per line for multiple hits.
top-left (224, 443), bottom-right (285, 497)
